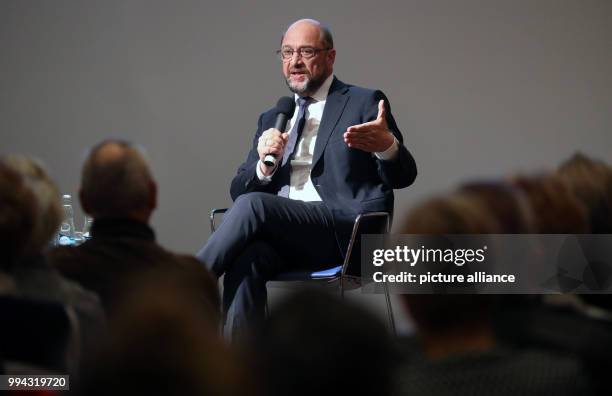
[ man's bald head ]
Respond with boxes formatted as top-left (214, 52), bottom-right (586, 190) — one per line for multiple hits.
top-left (281, 19), bottom-right (334, 49)
top-left (80, 139), bottom-right (156, 221)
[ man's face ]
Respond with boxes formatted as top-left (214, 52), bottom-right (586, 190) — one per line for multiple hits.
top-left (281, 22), bottom-right (335, 96)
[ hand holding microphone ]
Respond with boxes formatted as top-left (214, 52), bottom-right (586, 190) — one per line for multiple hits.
top-left (258, 129), bottom-right (288, 174)
top-left (257, 96), bottom-right (296, 175)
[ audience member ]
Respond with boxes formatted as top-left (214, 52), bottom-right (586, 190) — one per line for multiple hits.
top-left (77, 274), bottom-right (249, 396)
top-left (557, 152), bottom-right (612, 234)
top-left (534, 153), bottom-right (612, 394)
top-left (0, 156), bottom-right (105, 372)
top-left (0, 162), bottom-right (35, 275)
top-left (252, 289), bottom-right (398, 396)
top-left (5, 141), bottom-right (609, 395)
top-left (1, 155), bottom-right (104, 323)
top-left (47, 139), bottom-right (219, 320)
top-left (459, 180), bottom-right (536, 233)
top-left (511, 174), bottom-right (589, 234)
top-left (393, 191), bottom-right (588, 395)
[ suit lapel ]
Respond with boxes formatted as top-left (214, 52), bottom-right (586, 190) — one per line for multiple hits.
top-left (312, 77), bottom-right (349, 168)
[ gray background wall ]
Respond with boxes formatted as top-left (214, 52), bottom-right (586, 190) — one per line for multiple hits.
top-left (3, 0), bottom-right (611, 251)
top-left (2, 1), bottom-right (611, 326)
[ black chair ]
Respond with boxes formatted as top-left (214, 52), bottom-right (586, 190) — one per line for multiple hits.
top-left (210, 208), bottom-right (397, 334)
top-left (0, 296), bottom-right (79, 373)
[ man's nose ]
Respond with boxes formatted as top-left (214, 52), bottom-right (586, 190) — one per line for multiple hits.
top-left (290, 54), bottom-right (305, 67)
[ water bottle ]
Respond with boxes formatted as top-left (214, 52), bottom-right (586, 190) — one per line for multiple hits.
top-left (82, 215), bottom-right (94, 240)
top-left (58, 194), bottom-right (76, 246)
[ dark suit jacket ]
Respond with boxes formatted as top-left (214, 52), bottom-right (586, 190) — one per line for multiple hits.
top-left (48, 218), bottom-right (219, 317)
top-left (230, 77), bottom-right (417, 250)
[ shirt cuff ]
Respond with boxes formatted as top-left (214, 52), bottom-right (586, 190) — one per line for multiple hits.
top-left (256, 160), bottom-right (275, 184)
top-left (374, 136), bottom-right (399, 161)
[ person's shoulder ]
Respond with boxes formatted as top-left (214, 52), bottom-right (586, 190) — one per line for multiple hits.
top-left (47, 245), bottom-right (83, 272)
top-left (337, 79), bottom-right (385, 100)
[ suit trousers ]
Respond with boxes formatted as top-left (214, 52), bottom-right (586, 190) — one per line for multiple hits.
top-left (196, 192), bottom-right (343, 337)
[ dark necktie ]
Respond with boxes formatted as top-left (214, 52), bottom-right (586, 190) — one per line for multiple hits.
top-left (278, 96), bottom-right (311, 197)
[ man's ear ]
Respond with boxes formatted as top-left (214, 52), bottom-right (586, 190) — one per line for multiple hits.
top-left (327, 48), bottom-right (336, 65)
top-left (149, 180), bottom-right (158, 211)
top-left (79, 188), bottom-right (93, 216)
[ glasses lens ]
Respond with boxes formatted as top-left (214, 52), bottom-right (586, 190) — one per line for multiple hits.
top-left (281, 49), bottom-right (293, 60)
top-left (301, 48), bottom-right (315, 58)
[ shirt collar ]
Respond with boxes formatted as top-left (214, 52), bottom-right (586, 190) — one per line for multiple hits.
top-left (294, 73), bottom-right (334, 104)
top-left (90, 217), bottom-right (156, 241)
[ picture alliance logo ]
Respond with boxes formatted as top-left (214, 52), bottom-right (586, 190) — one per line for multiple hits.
top-left (372, 245), bottom-right (488, 267)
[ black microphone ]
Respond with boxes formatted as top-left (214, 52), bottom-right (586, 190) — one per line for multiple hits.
top-left (264, 96), bottom-right (296, 167)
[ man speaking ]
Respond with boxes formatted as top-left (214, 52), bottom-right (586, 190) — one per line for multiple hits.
top-left (197, 19), bottom-right (417, 337)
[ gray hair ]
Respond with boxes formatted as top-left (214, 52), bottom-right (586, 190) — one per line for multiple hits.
top-left (81, 139), bottom-right (154, 218)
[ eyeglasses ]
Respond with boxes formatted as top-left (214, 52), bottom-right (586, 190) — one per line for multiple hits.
top-left (276, 47), bottom-right (331, 61)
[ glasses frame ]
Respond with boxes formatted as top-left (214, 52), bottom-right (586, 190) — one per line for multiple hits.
top-left (276, 46), bottom-right (332, 61)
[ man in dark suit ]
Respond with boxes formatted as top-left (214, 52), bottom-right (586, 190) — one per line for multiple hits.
top-left (197, 19), bottom-right (417, 337)
top-left (49, 140), bottom-right (220, 321)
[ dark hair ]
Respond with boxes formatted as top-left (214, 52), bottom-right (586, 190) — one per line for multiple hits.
top-left (319, 24), bottom-right (334, 48)
top-left (253, 289), bottom-right (396, 396)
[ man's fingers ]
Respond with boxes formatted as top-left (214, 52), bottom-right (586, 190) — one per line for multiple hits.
top-left (262, 128), bottom-right (283, 139)
top-left (269, 136), bottom-right (285, 144)
top-left (346, 120), bottom-right (377, 133)
top-left (344, 130), bottom-right (377, 141)
top-left (347, 101), bottom-right (387, 132)
top-left (269, 142), bottom-right (284, 151)
top-left (345, 141), bottom-right (370, 151)
top-left (377, 99), bottom-right (386, 122)
top-left (344, 134), bottom-right (371, 144)
top-left (344, 133), bottom-right (377, 146)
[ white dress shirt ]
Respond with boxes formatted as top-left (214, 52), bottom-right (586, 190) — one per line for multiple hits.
top-left (256, 74), bottom-right (398, 201)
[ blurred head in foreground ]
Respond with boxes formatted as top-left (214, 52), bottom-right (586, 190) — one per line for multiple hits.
top-left (557, 152), bottom-right (612, 233)
top-left (397, 191), bottom-right (502, 235)
top-left (78, 274), bottom-right (246, 396)
top-left (459, 180), bottom-right (536, 233)
top-left (253, 289), bottom-right (396, 396)
top-left (511, 174), bottom-right (589, 234)
top-left (397, 192), bottom-right (499, 358)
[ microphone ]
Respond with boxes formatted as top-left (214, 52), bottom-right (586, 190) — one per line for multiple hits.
top-left (264, 96), bottom-right (296, 167)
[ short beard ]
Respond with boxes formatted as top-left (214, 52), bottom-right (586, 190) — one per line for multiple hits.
top-left (285, 74), bottom-right (325, 96)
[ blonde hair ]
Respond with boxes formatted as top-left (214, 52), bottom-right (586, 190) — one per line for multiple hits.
top-left (2, 155), bottom-right (62, 253)
top-left (398, 191), bottom-right (502, 235)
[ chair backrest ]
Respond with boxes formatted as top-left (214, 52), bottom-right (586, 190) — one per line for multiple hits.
top-left (342, 212), bottom-right (389, 278)
top-left (210, 208), bottom-right (228, 233)
top-left (0, 296), bottom-right (77, 372)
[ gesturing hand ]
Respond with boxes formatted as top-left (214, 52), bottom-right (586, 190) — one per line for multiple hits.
top-left (343, 100), bottom-right (395, 153)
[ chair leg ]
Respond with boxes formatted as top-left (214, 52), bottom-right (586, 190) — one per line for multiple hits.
top-left (383, 282), bottom-right (396, 336)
